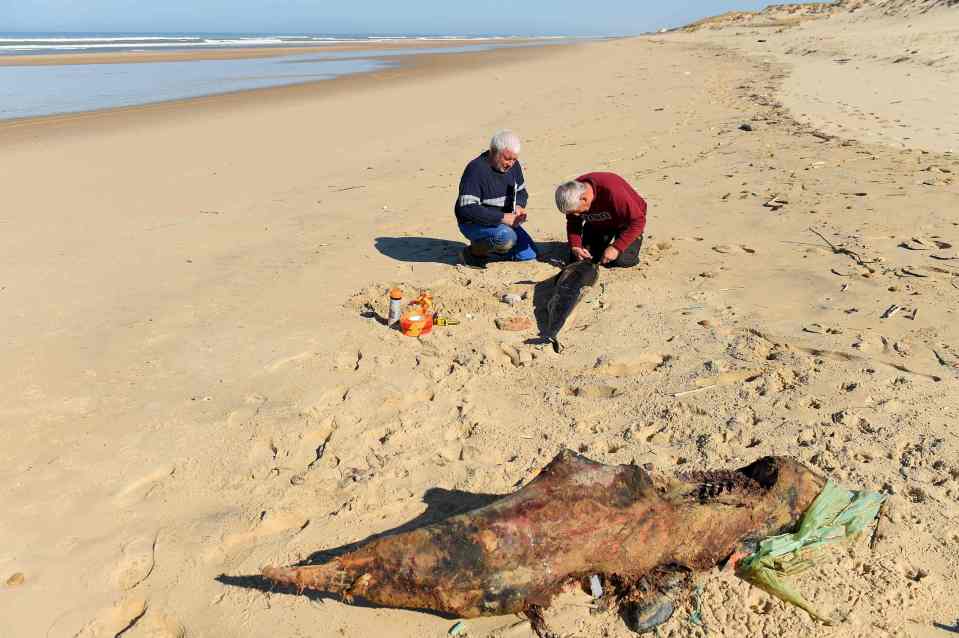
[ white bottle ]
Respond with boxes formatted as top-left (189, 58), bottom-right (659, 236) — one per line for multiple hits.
top-left (387, 288), bottom-right (403, 327)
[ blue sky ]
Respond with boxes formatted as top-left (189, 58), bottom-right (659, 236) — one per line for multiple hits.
top-left (7, 1), bottom-right (795, 35)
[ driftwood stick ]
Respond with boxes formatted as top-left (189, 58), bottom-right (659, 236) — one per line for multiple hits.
top-left (672, 385), bottom-right (718, 398)
top-left (869, 501), bottom-right (888, 552)
top-left (808, 228), bottom-right (877, 272)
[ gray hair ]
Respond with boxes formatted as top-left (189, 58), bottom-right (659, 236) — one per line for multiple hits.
top-left (490, 129), bottom-right (521, 155)
top-left (555, 180), bottom-right (587, 214)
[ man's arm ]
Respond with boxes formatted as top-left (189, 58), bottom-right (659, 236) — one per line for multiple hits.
top-left (456, 165), bottom-right (506, 226)
top-left (566, 214), bottom-right (584, 248)
top-left (514, 163), bottom-right (529, 210)
top-left (611, 191), bottom-right (647, 252)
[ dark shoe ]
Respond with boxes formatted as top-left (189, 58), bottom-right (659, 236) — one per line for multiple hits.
top-left (460, 246), bottom-right (488, 269)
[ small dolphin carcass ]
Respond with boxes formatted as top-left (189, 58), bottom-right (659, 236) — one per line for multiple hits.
top-left (543, 260), bottom-right (599, 353)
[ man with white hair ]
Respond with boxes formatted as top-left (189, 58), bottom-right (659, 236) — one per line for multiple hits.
top-left (554, 172), bottom-right (647, 268)
top-left (454, 130), bottom-right (537, 268)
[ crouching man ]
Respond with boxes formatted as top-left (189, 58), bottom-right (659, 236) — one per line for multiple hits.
top-left (554, 172), bottom-right (647, 268)
top-left (455, 130), bottom-right (538, 268)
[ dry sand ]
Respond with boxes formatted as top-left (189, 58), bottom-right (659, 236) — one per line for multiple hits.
top-left (682, 2), bottom-right (959, 153)
top-left (1, 5), bottom-right (959, 638)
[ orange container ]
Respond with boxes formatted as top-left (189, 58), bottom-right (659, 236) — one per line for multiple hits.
top-left (399, 291), bottom-right (434, 337)
top-left (400, 311), bottom-right (434, 337)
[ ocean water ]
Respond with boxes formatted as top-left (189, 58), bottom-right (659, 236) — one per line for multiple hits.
top-left (0, 33), bottom-right (562, 56)
top-left (0, 34), bottom-right (574, 120)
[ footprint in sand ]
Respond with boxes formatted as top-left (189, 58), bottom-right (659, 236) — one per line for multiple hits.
top-left (333, 349), bottom-right (363, 372)
top-left (202, 510), bottom-right (310, 564)
top-left (380, 387), bottom-right (436, 409)
top-left (726, 332), bottom-right (773, 362)
top-left (6, 572), bottom-right (25, 587)
top-left (114, 466), bottom-right (175, 507)
top-left (221, 510), bottom-right (310, 552)
top-left (712, 244), bottom-right (756, 255)
top-left (594, 352), bottom-right (669, 377)
top-left (691, 368), bottom-right (765, 391)
top-left (499, 343), bottom-right (533, 368)
top-left (265, 350), bottom-right (316, 373)
top-left (269, 415), bottom-right (337, 471)
top-left (300, 385), bottom-right (349, 412)
top-left (226, 405), bottom-right (257, 428)
top-left (246, 437), bottom-right (277, 479)
top-left (122, 610), bottom-right (186, 638)
top-left (568, 384), bottom-right (621, 399)
top-left (75, 596), bottom-right (148, 638)
top-left (113, 533), bottom-right (157, 591)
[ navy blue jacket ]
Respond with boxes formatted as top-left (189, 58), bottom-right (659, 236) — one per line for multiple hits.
top-left (454, 151), bottom-right (529, 226)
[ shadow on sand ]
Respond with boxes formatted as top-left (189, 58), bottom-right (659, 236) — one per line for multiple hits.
top-left (216, 487), bottom-right (501, 617)
top-left (375, 236), bottom-right (569, 269)
top-left (514, 241), bottom-right (568, 343)
top-left (527, 274), bottom-right (557, 339)
top-left (374, 236), bottom-right (464, 265)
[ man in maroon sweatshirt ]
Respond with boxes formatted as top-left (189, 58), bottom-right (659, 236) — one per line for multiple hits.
top-left (554, 172), bottom-right (647, 268)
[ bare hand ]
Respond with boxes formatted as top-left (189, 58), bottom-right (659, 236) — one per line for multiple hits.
top-left (502, 212), bottom-right (518, 226)
top-left (601, 246), bottom-right (620, 265)
top-left (571, 246), bottom-right (593, 262)
top-left (513, 212), bottom-right (528, 226)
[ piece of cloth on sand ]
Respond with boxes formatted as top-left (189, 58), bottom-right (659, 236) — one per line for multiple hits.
top-left (459, 222), bottom-right (538, 261)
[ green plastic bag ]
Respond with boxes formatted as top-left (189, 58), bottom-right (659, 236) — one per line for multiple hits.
top-left (735, 480), bottom-right (885, 624)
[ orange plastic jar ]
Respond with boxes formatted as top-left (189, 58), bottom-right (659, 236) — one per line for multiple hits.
top-left (400, 310), bottom-right (434, 337)
top-left (399, 291), bottom-right (434, 336)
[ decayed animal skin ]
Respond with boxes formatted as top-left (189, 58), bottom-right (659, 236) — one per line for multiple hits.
top-left (263, 451), bottom-right (825, 632)
top-left (544, 261), bottom-right (599, 353)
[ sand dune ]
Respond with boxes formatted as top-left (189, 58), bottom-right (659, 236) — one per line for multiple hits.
top-left (846, 0), bottom-right (959, 15)
top-left (670, 0), bottom-right (959, 152)
top-left (675, 3), bottom-right (837, 32)
top-left (676, 0), bottom-right (958, 32)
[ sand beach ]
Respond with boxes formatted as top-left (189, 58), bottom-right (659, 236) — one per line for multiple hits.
top-left (1, 2), bottom-right (958, 636)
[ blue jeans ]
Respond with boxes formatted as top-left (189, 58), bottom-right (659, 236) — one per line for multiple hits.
top-left (458, 222), bottom-right (538, 261)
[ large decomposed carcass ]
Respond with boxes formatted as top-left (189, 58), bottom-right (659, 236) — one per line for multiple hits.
top-left (262, 451), bottom-right (882, 635)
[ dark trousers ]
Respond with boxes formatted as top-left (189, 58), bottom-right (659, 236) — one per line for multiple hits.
top-left (569, 227), bottom-right (643, 268)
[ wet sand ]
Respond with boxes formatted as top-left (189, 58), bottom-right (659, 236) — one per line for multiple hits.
top-left (0, 37), bottom-right (553, 66)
